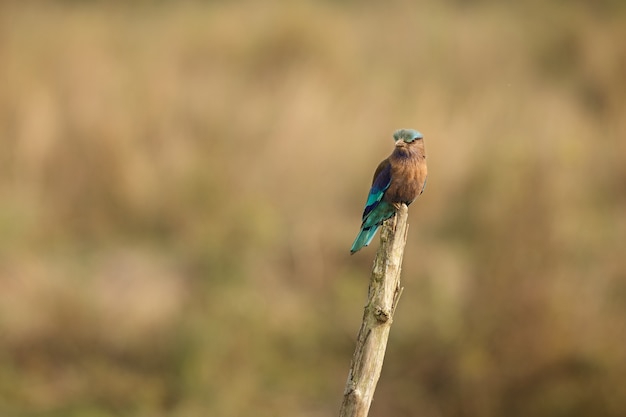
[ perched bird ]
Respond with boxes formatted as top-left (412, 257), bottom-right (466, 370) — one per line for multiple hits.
top-left (350, 129), bottom-right (428, 254)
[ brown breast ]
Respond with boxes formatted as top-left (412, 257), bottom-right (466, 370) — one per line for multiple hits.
top-left (383, 155), bottom-right (427, 205)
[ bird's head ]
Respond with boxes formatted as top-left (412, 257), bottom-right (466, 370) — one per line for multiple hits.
top-left (393, 129), bottom-right (423, 149)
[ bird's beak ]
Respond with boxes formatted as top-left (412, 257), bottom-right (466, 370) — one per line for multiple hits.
top-left (395, 140), bottom-right (405, 147)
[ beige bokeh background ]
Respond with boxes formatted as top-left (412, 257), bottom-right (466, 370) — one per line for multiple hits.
top-left (1, 1), bottom-right (625, 416)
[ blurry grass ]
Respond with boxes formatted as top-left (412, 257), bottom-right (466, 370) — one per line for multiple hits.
top-left (0, 1), bottom-right (625, 416)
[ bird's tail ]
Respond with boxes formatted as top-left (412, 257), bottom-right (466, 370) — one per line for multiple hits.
top-left (350, 225), bottom-right (380, 254)
top-left (350, 202), bottom-right (397, 254)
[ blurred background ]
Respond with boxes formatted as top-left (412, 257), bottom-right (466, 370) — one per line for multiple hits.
top-left (1, 1), bottom-right (625, 416)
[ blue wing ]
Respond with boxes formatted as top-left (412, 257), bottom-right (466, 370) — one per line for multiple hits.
top-left (351, 160), bottom-right (394, 254)
top-left (362, 159), bottom-right (392, 220)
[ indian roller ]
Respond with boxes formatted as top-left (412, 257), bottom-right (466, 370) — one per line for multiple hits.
top-left (350, 129), bottom-right (428, 254)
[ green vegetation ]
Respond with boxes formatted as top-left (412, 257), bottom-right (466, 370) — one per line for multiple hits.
top-left (0, 1), bottom-right (625, 416)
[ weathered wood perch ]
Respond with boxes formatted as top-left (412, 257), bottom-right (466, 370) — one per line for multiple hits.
top-left (339, 204), bottom-right (409, 417)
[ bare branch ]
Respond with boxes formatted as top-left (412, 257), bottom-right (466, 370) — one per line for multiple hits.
top-left (340, 204), bottom-right (409, 417)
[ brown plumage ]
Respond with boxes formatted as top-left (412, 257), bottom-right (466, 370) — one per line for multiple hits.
top-left (351, 129), bottom-right (428, 254)
top-left (382, 137), bottom-right (427, 206)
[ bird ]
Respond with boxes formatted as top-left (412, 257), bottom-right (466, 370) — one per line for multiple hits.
top-left (350, 129), bottom-right (428, 254)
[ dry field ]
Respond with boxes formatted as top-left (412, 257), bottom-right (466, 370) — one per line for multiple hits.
top-left (0, 1), bottom-right (625, 416)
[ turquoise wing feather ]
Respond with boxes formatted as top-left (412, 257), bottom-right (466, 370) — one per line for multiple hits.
top-left (351, 161), bottom-right (395, 254)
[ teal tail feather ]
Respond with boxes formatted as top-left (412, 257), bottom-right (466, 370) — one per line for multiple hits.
top-left (350, 225), bottom-right (381, 254)
top-left (350, 202), bottom-right (397, 254)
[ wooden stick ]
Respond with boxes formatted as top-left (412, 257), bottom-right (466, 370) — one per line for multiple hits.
top-left (339, 204), bottom-right (409, 417)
